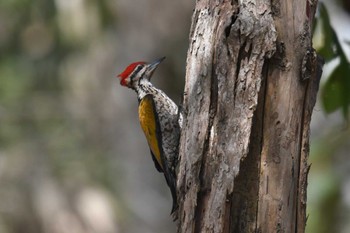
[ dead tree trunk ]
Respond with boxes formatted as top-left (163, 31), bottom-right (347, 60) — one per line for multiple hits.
top-left (177, 0), bottom-right (321, 233)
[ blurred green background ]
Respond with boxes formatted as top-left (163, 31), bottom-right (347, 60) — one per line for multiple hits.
top-left (0, 0), bottom-right (191, 232)
top-left (0, 0), bottom-right (349, 233)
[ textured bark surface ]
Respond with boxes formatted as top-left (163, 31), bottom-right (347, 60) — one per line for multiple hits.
top-left (177, 0), bottom-right (321, 233)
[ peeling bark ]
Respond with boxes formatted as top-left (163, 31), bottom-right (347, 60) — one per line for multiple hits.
top-left (177, 0), bottom-right (321, 233)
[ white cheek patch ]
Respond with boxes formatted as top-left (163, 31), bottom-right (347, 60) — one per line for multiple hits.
top-left (131, 67), bottom-right (147, 83)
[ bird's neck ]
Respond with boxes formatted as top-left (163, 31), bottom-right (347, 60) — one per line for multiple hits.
top-left (133, 79), bottom-right (158, 101)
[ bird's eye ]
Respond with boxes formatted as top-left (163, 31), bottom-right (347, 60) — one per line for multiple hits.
top-left (135, 65), bottom-right (143, 74)
top-left (130, 65), bottom-right (143, 80)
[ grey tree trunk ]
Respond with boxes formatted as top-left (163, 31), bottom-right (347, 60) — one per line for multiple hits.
top-left (176, 0), bottom-right (321, 233)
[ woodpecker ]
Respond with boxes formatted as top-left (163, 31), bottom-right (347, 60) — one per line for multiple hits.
top-left (117, 57), bottom-right (182, 214)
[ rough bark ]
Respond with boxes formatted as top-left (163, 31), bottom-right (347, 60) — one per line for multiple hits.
top-left (177, 0), bottom-right (321, 233)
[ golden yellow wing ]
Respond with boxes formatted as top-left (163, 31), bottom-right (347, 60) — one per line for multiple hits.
top-left (138, 94), bottom-right (163, 171)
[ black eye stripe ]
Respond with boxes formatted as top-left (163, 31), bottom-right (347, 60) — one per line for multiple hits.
top-left (130, 65), bottom-right (143, 80)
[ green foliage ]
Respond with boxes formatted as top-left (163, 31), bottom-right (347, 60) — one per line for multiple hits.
top-left (317, 3), bottom-right (337, 61)
top-left (316, 3), bottom-right (350, 118)
top-left (322, 57), bottom-right (350, 116)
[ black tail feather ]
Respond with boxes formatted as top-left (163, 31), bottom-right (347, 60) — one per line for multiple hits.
top-left (163, 170), bottom-right (178, 219)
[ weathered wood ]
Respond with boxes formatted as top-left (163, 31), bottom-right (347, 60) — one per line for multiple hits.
top-left (177, 0), bottom-right (320, 232)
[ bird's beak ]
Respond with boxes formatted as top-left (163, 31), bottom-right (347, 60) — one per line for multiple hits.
top-left (145, 57), bottom-right (165, 80)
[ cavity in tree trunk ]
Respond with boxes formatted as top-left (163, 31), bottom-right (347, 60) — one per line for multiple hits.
top-left (176, 0), bottom-right (322, 233)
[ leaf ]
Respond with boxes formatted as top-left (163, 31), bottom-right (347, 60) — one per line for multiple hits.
top-left (321, 59), bottom-right (350, 117)
top-left (317, 3), bottom-right (337, 61)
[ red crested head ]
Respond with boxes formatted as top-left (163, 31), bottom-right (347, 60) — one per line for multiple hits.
top-left (117, 61), bottom-right (145, 86)
top-left (116, 57), bottom-right (165, 88)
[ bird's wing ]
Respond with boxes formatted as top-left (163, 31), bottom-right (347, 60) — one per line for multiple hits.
top-left (150, 149), bottom-right (163, 172)
top-left (138, 94), bottom-right (178, 214)
top-left (138, 94), bottom-right (164, 172)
